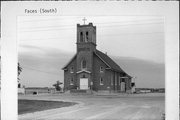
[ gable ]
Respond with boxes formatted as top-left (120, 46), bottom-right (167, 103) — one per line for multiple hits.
top-left (93, 53), bottom-right (109, 70)
top-left (94, 50), bottom-right (129, 76)
top-left (62, 54), bottom-right (77, 70)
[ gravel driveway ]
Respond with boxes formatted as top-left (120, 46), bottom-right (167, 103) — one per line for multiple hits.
top-left (18, 93), bottom-right (165, 120)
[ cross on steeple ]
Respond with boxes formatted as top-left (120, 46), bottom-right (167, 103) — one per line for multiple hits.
top-left (82, 17), bottom-right (87, 25)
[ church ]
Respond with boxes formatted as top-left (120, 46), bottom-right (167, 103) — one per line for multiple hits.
top-left (62, 22), bottom-right (132, 93)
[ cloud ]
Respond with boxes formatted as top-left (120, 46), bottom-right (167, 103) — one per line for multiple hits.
top-left (18, 47), bottom-right (165, 88)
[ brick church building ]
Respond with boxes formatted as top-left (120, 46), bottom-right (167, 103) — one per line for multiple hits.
top-left (62, 22), bottom-right (132, 93)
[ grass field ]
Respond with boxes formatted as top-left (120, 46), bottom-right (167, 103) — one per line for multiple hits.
top-left (18, 99), bottom-right (77, 115)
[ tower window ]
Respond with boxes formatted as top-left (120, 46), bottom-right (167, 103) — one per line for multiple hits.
top-left (100, 77), bottom-right (104, 85)
top-left (81, 59), bottom-right (87, 69)
top-left (86, 31), bottom-right (89, 42)
top-left (80, 32), bottom-right (83, 42)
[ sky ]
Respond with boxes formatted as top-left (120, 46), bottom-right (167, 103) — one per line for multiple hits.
top-left (18, 16), bottom-right (165, 64)
top-left (17, 16), bottom-right (165, 88)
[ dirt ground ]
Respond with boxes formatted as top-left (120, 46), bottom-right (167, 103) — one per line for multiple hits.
top-left (18, 93), bottom-right (165, 120)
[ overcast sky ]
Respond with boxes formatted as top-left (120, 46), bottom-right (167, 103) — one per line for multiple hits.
top-left (18, 15), bottom-right (164, 63)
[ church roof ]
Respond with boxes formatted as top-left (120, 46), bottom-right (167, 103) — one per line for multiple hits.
top-left (62, 50), bottom-right (131, 78)
top-left (94, 50), bottom-right (131, 77)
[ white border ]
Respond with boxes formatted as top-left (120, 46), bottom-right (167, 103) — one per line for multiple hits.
top-left (1, 1), bottom-right (179, 120)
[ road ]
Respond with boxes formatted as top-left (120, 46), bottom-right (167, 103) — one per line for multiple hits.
top-left (18, 93), bottom-right (165, 120)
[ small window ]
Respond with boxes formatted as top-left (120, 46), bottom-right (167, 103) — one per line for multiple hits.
top-left (100, 77), bottom-right (104, 85)
top-left (70, 77), bottom-right (74, 85)
top-left (100, 66), bottom-right (103, 73)
top-left (70, 67), bottom-right (74, 73)
top-left (131, 83), bottom-right (135, 87)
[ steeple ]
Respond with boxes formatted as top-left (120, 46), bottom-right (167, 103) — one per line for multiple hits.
top-left (76, 23), bottom-right (96, 52)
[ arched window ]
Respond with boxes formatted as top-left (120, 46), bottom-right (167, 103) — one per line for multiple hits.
top-left (70, 77), bottom-right (74, 85)
top-left (100, 66), bottom-right (103, 72)
top-left (86, 31), bottom-right (88, 42)
top-left (81, 59), bottom-right (86, 69)
top-left (80, 32), bottom-right (83, 42)
top-left (70, 67), bottom-right (74, 73)
top-left (100, 77), bottom-right (104, 85)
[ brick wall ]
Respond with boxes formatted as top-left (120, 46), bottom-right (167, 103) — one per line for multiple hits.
top-left (93, 54), bottom-right (111, 91)
top-left (64, 58), bottom-right (77, 91)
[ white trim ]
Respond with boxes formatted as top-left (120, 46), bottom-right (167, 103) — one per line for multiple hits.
top-left (76, 70), bottom-right (91, 74)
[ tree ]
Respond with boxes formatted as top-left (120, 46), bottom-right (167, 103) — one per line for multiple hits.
top-left (18, 63), bottom-right (22, 76)
top-left (18, 63), bottom-right (22, 88)
top-left (53, 81), bottom-right (63, 91)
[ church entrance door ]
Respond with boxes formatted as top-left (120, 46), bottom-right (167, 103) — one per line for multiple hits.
top-left (80, 78), bottom-right (88, 90)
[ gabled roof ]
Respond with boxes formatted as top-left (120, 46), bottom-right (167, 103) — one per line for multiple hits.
top-left (62, 50), bottom-right (132, 78)
top-left (94, 50), bottom-right (131, 77)
top-left (62, 54), bottom-right (77, 70)
top-left (94, 50), bottom-right (124, 72)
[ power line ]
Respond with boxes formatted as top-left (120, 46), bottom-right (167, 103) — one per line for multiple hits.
top-left (95, 18), bottom-right (164, 25)
top-left (20, 19), bottom-right (163, 29)
top-left (19, 31), bottom-right (163, 42)
top-left (19, 22), bottom-right (163, 33)
top-left (18, 17), bottom-right (163, 23)
top-left (22, 65), bottom-right (60, 76)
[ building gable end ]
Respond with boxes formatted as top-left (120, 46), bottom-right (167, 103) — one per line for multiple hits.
top-left (94, 52), bottom-right (111, 69)
top-left (62, 54), bottom-right (77, 70)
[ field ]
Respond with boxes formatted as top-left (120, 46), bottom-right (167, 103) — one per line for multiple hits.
top-left (18, 99), bottom-right (77, 114)
top-left (18, 93), bottom-right (165, 120)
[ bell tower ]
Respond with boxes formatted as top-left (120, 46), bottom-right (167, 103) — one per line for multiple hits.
top-left (76, 23), bottom-right (96, 52)
top-left (76, 22), bottom-right (96, 88)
